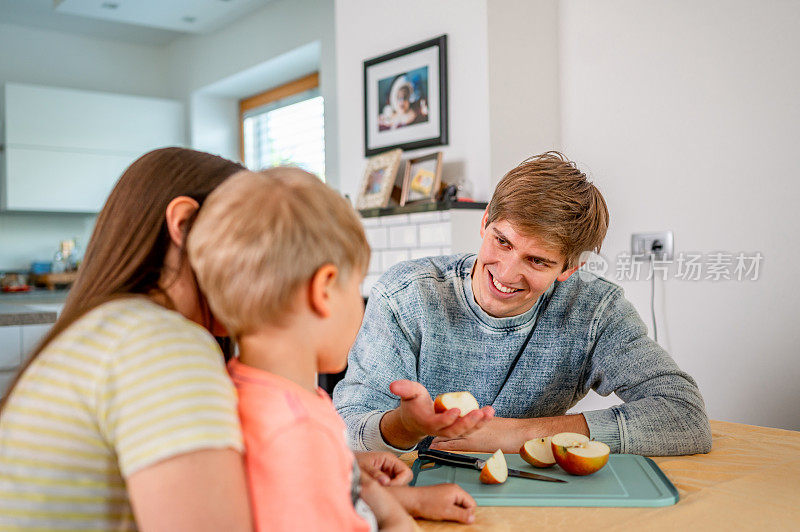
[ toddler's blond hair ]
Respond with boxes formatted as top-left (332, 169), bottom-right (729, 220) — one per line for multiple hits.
top-left (187, 167), bottom-right (370, 337)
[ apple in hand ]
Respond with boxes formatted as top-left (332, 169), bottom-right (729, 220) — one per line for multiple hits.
top-left (520, 437), bottom-right (556, 468)
top-left (550, 432), bottom-right (610, 476)
top-left (433, 391), bottom-right (480, 417)
top-left (479, 449), bottom-right (508, 484)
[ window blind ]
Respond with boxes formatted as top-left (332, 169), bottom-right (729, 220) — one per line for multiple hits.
top-left (242, 88), bottom-right (325, 181)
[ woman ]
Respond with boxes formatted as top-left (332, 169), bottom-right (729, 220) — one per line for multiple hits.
top-left (0, 148), bottom-right (252, 531)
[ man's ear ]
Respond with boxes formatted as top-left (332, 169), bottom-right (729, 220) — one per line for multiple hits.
top-left (556, 262), bottom-right (584, 282)
top-left (480, 209), bottom-right (489, 239)
top-left (165, 196), bottom-right (201, 247)
top-left (309, 264), bottom-right (339, 318)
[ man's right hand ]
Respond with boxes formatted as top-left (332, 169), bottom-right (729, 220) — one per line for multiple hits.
top-left (379, 380), bottom-right (495, 450)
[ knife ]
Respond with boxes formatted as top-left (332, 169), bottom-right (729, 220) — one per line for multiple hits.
top-left (418, 449), bottom-right (567, 483)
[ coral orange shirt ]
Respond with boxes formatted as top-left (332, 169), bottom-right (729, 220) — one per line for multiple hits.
top-left (228, 359), bottom-right (374, 532)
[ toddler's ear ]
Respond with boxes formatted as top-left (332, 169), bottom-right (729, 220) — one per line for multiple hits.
top-left (309, 264), bottom-right (339, 318)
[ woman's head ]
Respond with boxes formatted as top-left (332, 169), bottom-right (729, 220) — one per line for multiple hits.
top-left (1, 147), bottom-right (243, 409)
top-left (70, 147), bottom-right (245, 309)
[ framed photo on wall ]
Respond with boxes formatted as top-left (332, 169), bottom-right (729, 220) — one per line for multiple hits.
top-left (363, 35), bottom-right (448, 156)
top-left (400, 152), bottom-right (443, 206)
top-left (356, 149), bottom-right (403, 210)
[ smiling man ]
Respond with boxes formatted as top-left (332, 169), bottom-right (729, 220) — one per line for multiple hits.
top-left (334, 152), bottom-right (712, 457)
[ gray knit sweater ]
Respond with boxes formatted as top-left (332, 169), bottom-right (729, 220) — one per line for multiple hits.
top-left (333, 254), bottom-right (712, 456)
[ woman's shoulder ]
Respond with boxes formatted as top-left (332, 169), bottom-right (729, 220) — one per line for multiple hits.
top-left (89, 296), bottom-right (210, 335)
top-left (53, 296), bottom-right (220, 361)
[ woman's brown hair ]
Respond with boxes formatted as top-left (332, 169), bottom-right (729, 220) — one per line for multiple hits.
top-left (0, 147), bottom-right (244, 411)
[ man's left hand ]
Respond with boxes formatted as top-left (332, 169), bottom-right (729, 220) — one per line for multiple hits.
top-left (354, 451), bottom-right (413, 486)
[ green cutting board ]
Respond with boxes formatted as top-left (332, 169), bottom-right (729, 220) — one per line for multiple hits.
top-left (410, 453), bottom-right (678, 507)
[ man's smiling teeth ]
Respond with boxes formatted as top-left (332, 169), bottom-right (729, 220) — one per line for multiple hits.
top-left (492, 276), bottom-right (520, 294)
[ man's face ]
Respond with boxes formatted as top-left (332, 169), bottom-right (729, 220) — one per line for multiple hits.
top-left (471, 214), bottom-right (578, 318)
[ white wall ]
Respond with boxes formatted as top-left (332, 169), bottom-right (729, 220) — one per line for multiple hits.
top-left (487, 0), bottom-right (561, 186)
top-left (560, 0), bottom-right (800, 430)
top-left (335, 0), bottom-right (492, 202)
top-left (0, 22), bottom-right (171, 270)
top-left (165, 0), bottom-right (339, 185)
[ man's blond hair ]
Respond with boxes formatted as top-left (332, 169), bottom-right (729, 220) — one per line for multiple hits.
top-left (486, 151), bottom-right (609, 269)
top-left (187, 168), bottom-right (370, 337)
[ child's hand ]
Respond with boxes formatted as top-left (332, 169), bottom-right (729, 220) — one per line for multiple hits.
top-left (389, 484), bottom-right (476, 524)
top-left (355, 451), bottom-right (413, 486)
top-left (360, 474), bottom-right (415, 532)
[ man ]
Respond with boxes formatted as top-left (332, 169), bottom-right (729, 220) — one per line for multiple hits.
top-left (334, 152), bottom-right (712, 456)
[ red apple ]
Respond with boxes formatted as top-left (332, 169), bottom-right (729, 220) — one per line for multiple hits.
top-left (433, 391), bottom-right (479, 417)
top-left (479, 449), bottom-right (508, 484)
top-left (551, 432), bottom-right (610, 476)
top-left (520, 437), bottom-right (556, 468)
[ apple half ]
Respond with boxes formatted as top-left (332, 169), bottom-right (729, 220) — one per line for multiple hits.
top-left (433, 391), bottom-right (479, 417)
top-left (551, 432), bottom-right (610, 476)
top-left (479, 449), bottom-right (508, 484)
top-left (520, 437), bottom-right (556, 468)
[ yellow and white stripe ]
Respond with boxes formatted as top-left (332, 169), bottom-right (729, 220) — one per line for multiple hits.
top-left (0, 298), bottom-right (242, 531)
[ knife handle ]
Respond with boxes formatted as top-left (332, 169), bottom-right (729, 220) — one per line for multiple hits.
top-left (418, 449), bottom-right (481, 469)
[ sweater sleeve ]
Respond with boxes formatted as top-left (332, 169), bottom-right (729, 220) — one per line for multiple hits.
top-left (580, 286), bottom-right (712, 456)
top-left (333, 288), bottom-right (420, 454)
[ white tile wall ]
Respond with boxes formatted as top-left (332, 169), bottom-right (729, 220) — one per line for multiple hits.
top-left (358, 209), bottom-right (484, 296)
top-left (381, 249), bottom-right (410, 270)
top-left (365, 226), bottom-right (388, 250)
top-left (410, 247), bottom-right (442, 260)
top-left (388, 225), bottom-right (418, 248)
top-left (418, 222), bottom-right (450, 247)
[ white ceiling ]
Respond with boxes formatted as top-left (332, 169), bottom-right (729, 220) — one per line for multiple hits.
top-left (0, 0), bottom-right (273, 46)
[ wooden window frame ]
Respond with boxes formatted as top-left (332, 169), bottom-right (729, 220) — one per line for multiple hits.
top-left (239, 72), bottom-right (320, 164)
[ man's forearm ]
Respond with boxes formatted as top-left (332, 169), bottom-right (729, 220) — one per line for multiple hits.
top-left (430, 413), bottom-right (590, 454)
top-left (521, 413), bottom-right (590, 441)
top-left (497, 414), bottom-right (590, 453)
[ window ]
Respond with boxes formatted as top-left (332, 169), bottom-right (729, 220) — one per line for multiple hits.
top-left (240, 73), bottom-right (325, 180)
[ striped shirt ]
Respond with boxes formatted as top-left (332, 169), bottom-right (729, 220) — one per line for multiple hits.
top-left (0, 297), bottom-right (243, 531)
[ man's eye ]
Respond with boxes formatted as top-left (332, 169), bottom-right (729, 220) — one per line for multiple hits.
top-left (497, 238), bottom-right (508, 246)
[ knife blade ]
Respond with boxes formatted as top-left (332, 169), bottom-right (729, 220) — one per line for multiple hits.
top-left (418, 449), bottom-right (567, 483)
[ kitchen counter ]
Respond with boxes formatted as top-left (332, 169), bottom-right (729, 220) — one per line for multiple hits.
top-left (0, 289), bottom-right (67, 326)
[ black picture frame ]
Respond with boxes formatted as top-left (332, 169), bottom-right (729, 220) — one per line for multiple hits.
top-left (363, 35), bottom-right (448, 156)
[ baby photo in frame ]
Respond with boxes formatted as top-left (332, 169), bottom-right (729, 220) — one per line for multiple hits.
top-left (363, 35), bottom-right (448, 156)
top-left (400, 151), bottom-right (443, 206)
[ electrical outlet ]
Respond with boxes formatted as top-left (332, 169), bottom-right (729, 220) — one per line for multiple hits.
top-left (631, 231), bottom-right (673, 261)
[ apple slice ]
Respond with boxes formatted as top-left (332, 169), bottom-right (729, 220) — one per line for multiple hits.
top-left (479, 449), bottom-right (508, 484)
top-left (551, 432), bottom-right (610, 476)
top-left (520, 437), bottom-right (556, 468)
top-left (433, 391), bottom-right (479, 417)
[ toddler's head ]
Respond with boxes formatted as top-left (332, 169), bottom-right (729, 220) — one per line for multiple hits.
top-left (188, 168), bottom-right (370, 369)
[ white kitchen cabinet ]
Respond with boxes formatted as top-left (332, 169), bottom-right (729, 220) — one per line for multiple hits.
top-left (1, 83), bottom-right (186, 213)
top-left (5, 147), bottom-right (133, 212)
top-left (0, 326), bottom-right (22, 371)
top-left (0, 370), bottom-right (16, 398)
top-left (21, 324), bottom-right (52, 358)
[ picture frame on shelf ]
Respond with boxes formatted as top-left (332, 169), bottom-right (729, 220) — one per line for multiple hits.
top-left (400, 151), bottom-right (443, 206)
top-left (363, 35), bottom-right (448, 156)
top-left (356, 148), bottom-right (403, 210)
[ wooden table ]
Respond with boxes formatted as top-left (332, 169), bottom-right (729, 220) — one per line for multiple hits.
top-left (403, 420), bottom-right (800, 530)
